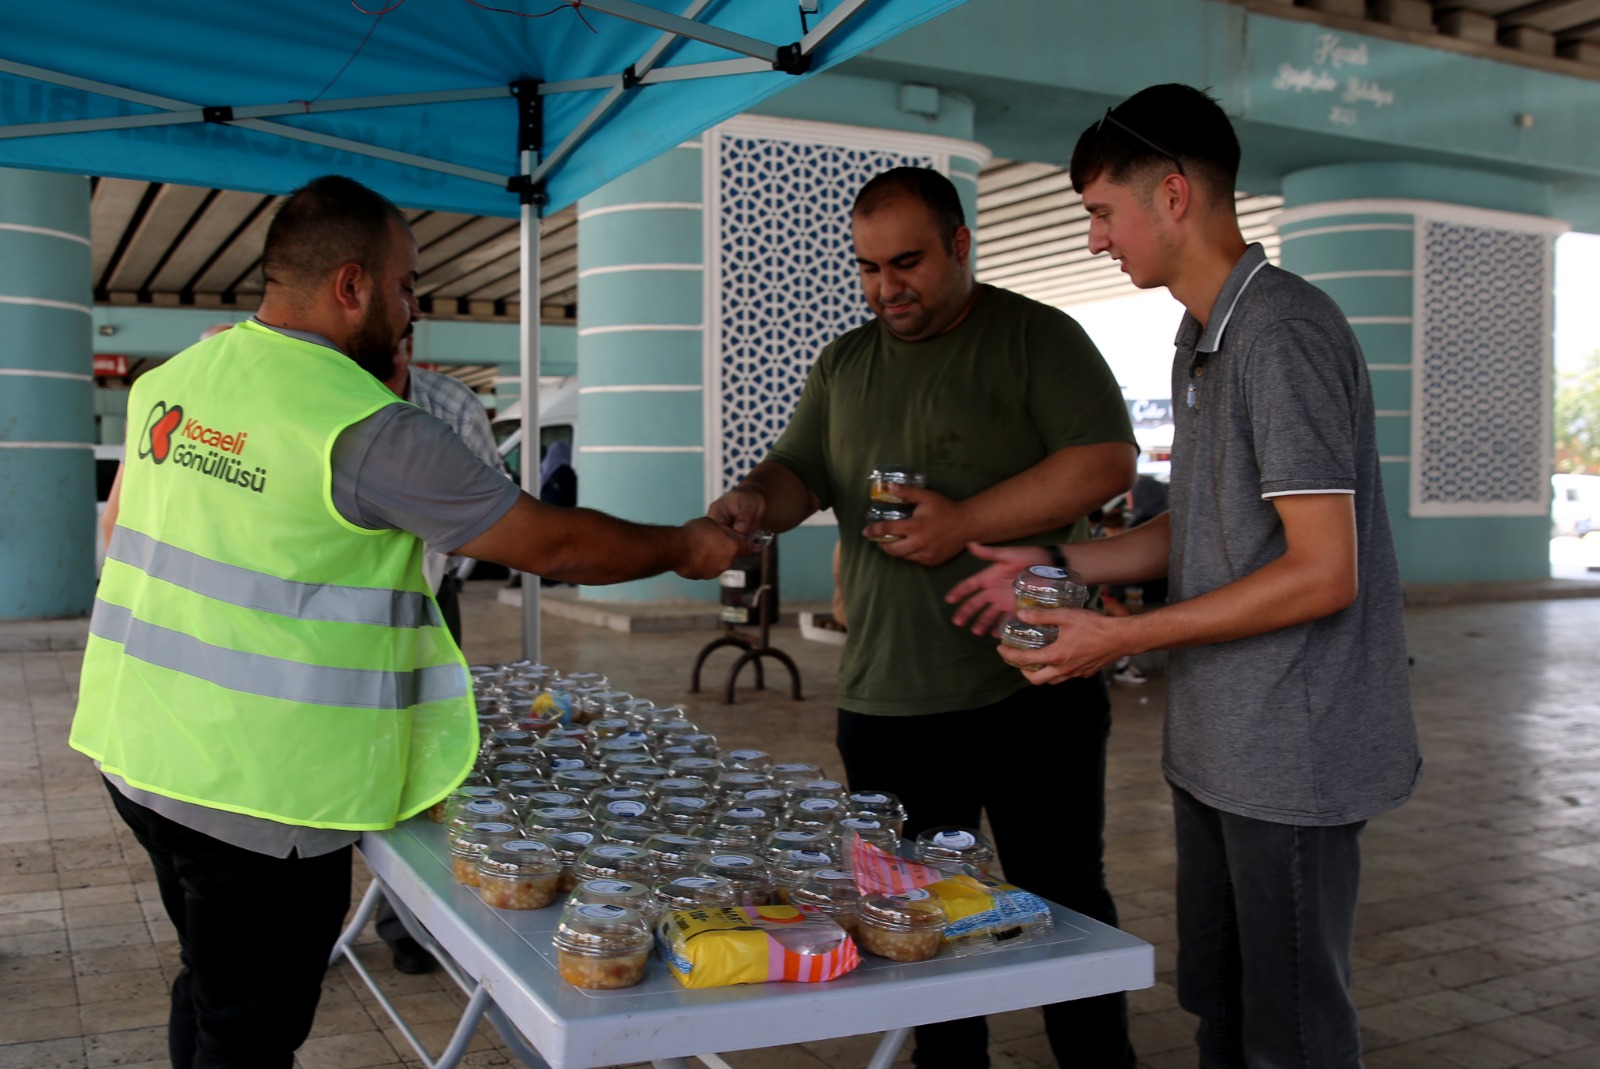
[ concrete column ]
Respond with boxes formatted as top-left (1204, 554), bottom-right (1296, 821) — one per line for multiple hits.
top-left (1278, 163), bottom-right (1565, 583)
top-left (0, 167), bottom-right (93, 619)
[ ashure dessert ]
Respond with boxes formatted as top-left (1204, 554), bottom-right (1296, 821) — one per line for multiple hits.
top-left (477, 840), bottom-right (562, 910)
top-left (856, 889), bottom-right (948, 962)
top-left (552, 903), bottom-right (653, 990)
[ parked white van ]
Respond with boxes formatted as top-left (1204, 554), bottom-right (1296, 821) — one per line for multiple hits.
top-left (492, 376), bottom-right (578, 491)
top-left (1551, 473), bottom-right (1600, 537)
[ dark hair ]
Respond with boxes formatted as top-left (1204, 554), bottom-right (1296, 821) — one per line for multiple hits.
top-left (852, 167), bottom-right (966, 249)
top-left (262, 175), bottom-right (408, 289)
top-left (1069, 84), bottom-right (1239, 202)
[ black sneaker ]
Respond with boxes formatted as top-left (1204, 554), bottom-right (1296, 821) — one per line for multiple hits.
top-left (389, 935), bottom-right (437, 975)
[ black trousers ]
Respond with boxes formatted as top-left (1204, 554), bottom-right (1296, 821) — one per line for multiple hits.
top-left (836, 677), bottom-right (1135, 1069)
top-left (106, 779), bottom-right (351, 1069)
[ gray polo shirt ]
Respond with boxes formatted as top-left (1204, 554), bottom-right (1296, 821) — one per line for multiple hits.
top-left (105, 323), bottom-right (519, 856)
top-left (1165, 244), bottom-right (1421, 826)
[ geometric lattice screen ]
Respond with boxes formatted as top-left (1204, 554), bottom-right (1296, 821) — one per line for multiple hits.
top-left (707, 122), bottom-right (933, 499)
top-left (1411, 219), bottom-right (1553, 517)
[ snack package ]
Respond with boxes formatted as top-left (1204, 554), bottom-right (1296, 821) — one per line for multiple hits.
top-left (850, 838), bottom-right (1053, 956)
top-left (660, 904), bottom-right (859, 988)
top-left (924, 874), bottom-right (1054, 955)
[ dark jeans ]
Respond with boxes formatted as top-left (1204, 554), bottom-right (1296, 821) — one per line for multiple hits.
top-left (106, 779), bottom-right (351, 1069)
top-left (1171, 784), bottom-right (1366, 1069)
top-left (837, 678), bottom-right (1135, 1069)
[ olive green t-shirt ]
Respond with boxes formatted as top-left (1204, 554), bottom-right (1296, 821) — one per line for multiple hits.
top-left (767, 285), bottom-right (1134, 716)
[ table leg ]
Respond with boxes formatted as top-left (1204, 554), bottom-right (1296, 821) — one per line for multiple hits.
top-left (866, 1028), bottom-right (911, 1069)
top-left (329, 879), bottom-right (385, 964)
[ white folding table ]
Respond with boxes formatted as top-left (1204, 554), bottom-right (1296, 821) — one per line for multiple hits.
top-left (332, 819), bottom-right (1153, 1069)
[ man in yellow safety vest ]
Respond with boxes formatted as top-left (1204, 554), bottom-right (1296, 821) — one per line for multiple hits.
top-left (73, 175), bottom-right (737, 1069)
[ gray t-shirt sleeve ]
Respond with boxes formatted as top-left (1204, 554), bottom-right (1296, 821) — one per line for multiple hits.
top-left (331, 404), bottom-right (521, 552)
top-left (1242, 317), bottom-right (1360, 498)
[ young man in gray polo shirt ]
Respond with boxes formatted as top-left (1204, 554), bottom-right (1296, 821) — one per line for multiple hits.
top-left (948, 84), bottom-right (1420, 1066)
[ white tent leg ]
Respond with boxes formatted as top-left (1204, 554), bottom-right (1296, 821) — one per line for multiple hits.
top-left (519, 151), bottom-right (542, 661)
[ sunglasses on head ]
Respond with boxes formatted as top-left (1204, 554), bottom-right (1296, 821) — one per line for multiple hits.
top-left (1096, 107), bottom-right (1185, 177)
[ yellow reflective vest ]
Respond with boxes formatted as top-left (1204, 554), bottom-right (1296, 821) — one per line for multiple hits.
top-left (72, 320), bottom-right (478, 830)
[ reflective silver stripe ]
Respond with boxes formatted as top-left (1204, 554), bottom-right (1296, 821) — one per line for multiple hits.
top-left (91, 600), bottom-right (467, 709)
top-left (109, 527), bottom-right (440, 629)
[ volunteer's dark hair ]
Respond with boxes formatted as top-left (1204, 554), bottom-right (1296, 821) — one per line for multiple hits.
top-left (262, 175), bottom-right (408, 287)
top-left (853, 167), bottom-right (967, 251)
top-left (1070, 84), bottom-right (1240, 203)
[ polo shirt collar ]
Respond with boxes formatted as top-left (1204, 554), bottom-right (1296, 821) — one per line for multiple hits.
top-left (1173, 243), bottom-right (1270, 354)
top-left (250, 315), bottom-right (342, 354)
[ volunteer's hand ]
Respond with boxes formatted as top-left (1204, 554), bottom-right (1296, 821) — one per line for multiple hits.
top-left (708, 484), bottom-right (767, 548)
top-left (945, 542), bottom-right (1051, 636)
top-left (996, 606), bottom-right (1128, 683)
top-left (860, 484), bottom-right (969, 566)
top-left (675, 517), bottom-right (742, 580)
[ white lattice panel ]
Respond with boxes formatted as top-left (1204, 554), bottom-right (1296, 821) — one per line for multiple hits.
top-left (707, 126), bottom-right (933, 497)
top-left (1411, 219), bottom-right (1553, 517)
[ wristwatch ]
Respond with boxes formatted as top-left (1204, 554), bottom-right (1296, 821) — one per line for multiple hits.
top-left (1044, 544), bottom-right (1068, 572)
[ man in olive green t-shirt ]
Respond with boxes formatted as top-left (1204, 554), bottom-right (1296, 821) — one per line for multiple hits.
top-left (709, 167), bottom-right (1138, 1069)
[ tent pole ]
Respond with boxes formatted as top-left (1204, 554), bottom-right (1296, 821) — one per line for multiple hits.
top-left (518, 146), bottom-right (542, 662)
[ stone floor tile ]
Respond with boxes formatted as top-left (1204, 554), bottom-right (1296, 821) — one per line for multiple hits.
top-left (1127, 1008), bottom-right (1195, 1056)
top-left (0, 976), bottom-right (78, 1014)
top-left (0, 1037), bottom-right (86, 1069)
top-left (1472, 1012), bottom-right (1593, 1057)
top-left (0, 888), bottom-right (60, 914)
top-left (379, 1021), bottom-right (493, 1060)
top-left (65, 900), bottom-right (145, 928)
top-left (296, 1031), bottom-right (408, 1069)
top-left (0, 928), bottom-right (68, 957)
top-left (1362, 1044), bottom-right (1469, 1069)
top-left (0, 1004), bottom-right (89, 1045)
top-left (307, 999), bottom-right (381, 1040)
top-left (56, 866), bottom-right (137, 889)
top-left (60, 882), bottom-right (136, 908)
top-left (84, 1024), bottom-right (167, 1068)
top-left (0, 871), bottom-right (58, 895)
top-left (1417, 1026), bottom-right (1538, 1069)
top-left (78, 995), bottom-right (170, 1036)
top-left (72, 943), bottom-right (162, 977)
top-left (0, 948), bottom-right (71, 986)
top-left (1401, 988), bottom-right (1519, 1027)
top-left (1360, 1000), bottom-right (1459, 1044)
top-left (0, 907), bottom-right (64, 936)
top-left (69, 921), bottom-right (152, 952)
top-left (76, 968), bottom-right (169, 1005)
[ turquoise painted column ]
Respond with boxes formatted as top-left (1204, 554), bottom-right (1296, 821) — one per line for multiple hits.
top-left (575, 146), bottom-right (709, 601)
top-left (1278, 163), bottom-right (1565, 584)
top-left (0, 168), bottom-right (94, 618)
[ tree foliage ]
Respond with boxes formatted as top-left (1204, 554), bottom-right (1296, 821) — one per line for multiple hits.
top-left (1556, 348), bottom-right (1600, 474)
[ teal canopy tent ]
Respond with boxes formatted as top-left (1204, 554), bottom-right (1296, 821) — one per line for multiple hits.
top-left (0, 0), bottom-right (966, 652)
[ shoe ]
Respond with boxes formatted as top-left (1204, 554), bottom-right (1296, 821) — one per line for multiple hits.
top-left (1111, 664), bottom-right (1148, 686)
top-left (389, 935), bottom-right (437, 975)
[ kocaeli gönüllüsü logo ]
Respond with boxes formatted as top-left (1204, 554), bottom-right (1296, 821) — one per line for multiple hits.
top-left (139, 401), bottom-right (268, 493)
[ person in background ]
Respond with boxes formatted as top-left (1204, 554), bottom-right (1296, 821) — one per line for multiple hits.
top-left (538, 438), bottom-right (577, 507)
top-left (384, 331), bottom-right (505, 645)
top-left (949, 84), bottom-right (1420, 1068)
top-left (76, 174), bottom-right (738, 1069)
top-left (709, 166), bottom-right (1138, 1069)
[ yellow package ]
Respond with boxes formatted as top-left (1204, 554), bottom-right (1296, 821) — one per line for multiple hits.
top-left (660, 904), bottom-right (860, 988)
top-left (925, 875), bottom-right (1053, 949)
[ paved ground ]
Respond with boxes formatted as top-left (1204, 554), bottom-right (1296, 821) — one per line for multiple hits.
top-left (3, 582), bottom-right (1600, 1069)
